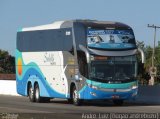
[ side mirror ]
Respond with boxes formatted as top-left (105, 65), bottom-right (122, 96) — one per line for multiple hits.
top-left (79, 44), bottom-right (90, 63)
top-left (137, 48), bottom-right (145, 63)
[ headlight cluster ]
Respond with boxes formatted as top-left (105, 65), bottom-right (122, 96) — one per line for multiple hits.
top-left (131, 83), bottom-right (138, 89)
top-left (87, 83), bottom-right (98, 90)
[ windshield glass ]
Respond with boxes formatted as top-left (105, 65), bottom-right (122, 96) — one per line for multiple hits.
top-left (90, 55), bottom-right (137, 81)
top-left (87, 29), bottom-right (136, 50)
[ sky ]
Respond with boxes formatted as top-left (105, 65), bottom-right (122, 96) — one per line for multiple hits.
top-left (0, 0), bottom-right (160, 56)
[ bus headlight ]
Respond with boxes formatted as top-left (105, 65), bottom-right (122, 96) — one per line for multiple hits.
top-left (92, 85), bottom-right (98, 90)
top-left (132, 85), bottom-right (138, 89)
top-left (87, 83), bottom-right (98, 90)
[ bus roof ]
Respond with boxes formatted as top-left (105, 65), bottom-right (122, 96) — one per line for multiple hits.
top-left (20, 19), bottom-right (132, 32)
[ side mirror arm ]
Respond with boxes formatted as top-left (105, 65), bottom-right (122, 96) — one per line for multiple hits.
top-left (79, 45), bottom-right (90, 63)
top-left (137, 48), bottom-right (145, 63)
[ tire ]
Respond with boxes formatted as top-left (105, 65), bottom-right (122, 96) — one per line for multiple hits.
top-left (72, 86), bottom-right (82, 106)
top-left (113, 99), bottom-right (124, 106)
top-left (34, 84), bottom-right (43, 103)
top-left (28, 83), bottom-right (35, 102)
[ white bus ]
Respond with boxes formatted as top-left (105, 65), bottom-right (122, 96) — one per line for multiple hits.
top-left (16, 20), bottom-right (144, 105)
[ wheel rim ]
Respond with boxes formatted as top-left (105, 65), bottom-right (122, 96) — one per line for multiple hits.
top-left (73, 89), bottom-right (78, 103)
top-left (29, 86), bottom-right (33, 99)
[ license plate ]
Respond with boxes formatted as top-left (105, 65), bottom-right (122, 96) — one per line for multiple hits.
top-left (112, 95), bottom-right (120, 99)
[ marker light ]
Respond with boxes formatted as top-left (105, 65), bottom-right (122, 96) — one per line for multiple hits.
top-left (94, 56), bottom-right (108, 60)
top-left (132, 83), bottom-right (138, 89)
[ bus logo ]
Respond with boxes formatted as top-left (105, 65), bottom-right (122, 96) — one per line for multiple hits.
top-left (44, 52), bottom-right (56, 65)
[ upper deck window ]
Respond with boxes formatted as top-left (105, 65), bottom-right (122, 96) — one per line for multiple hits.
top-left (17, 28), bottom-right (73, 52)
top-left (87, 29), bottom-right (136, 50)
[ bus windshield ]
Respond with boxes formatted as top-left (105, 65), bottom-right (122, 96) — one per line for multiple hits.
top-left (90, 55), bottom-right (137, 81)
top-left (87, 29), bottom-right (136, 50)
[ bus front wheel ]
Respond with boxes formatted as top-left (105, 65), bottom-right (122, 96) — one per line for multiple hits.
top-left (72, 86), bottom-right (82, 106)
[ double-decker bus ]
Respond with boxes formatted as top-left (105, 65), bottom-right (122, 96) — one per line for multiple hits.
top-left (16, 20), bottom-right (144, 105)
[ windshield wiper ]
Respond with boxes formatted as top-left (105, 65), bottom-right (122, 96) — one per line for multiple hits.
top-left (90, 76), bottom-right (104, 80)
top-left (105, 77), bottom-right (113, 80)
top-left (114, 76), bottom-right (130, 80)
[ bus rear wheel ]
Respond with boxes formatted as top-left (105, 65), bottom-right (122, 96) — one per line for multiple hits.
top-left (28, 83), bottom-right (35, 102)
top-left (72, 86), bottom-right (82, 106)
top-left (113, 99), bottom-right (124, 106)
top-left (34, 84), bottom-right (43, 103)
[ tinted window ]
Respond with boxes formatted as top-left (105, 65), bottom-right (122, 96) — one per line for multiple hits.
top-left (17, 28), bottom-right (73, 52)
top-left (87, 29), bottom-right (136, 50)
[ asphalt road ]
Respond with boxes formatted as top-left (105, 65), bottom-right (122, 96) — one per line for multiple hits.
top-left (0, 95), bottom-right (160, 119)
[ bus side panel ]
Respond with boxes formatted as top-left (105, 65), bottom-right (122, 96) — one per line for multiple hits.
top-left (16, 50), bottom-right (27, 96)
top-left (16, 50), bottom-right (70, 98)
top-left (16, 27), bottom-right (74, 98)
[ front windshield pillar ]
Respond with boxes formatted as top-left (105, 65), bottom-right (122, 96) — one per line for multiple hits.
top-left (79, 44), bottom-right (91, 79)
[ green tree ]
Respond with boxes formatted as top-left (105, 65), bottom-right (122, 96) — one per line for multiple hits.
top-left (155, 47), bottom-right (160, 76)
top-left (143, 46), bottom-right (160, 83)
top-left (0, 49), bottom-right (15, 73)
top-left (136, 41), bottom-right (160, 84)
top-left (144, 46), bottom-right (152, 71)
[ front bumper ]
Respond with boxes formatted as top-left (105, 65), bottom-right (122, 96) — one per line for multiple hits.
top-left (79, 86), bottom-right (138, 100)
